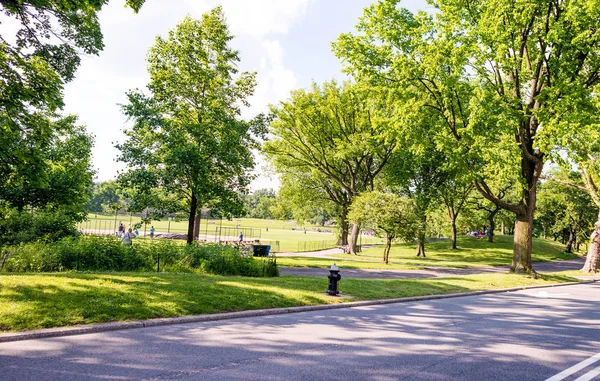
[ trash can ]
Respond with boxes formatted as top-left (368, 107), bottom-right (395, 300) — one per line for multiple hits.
top-left (252, 245), bottom-right (269, 257)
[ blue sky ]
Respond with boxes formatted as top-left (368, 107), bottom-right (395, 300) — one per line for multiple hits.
top-left (60, 0), bottom-right (428, 190)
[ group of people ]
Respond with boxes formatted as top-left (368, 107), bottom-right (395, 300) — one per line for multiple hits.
top-left (115, 222), bottom-right (156, 245)
top-left (467, 226), bottom-right (491, 238)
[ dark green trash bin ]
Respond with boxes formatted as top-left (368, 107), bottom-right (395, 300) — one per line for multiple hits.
top-left (252, 245), bottom-right (269, 257)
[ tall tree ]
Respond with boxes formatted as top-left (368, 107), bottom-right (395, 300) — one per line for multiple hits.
top-left (117, 8), bottom-right (265, 244)
top-left (264, 81), bottom-right (397, 253)
top-left (384, 131), bottom-right (449, 258)
top-left (334, 0), bottom-right (600, 273)
top-left (437, 176), bottom-right (473, 249)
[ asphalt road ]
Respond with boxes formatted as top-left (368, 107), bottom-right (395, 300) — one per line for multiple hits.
top-left (1, 282), bottom-right (599, 381)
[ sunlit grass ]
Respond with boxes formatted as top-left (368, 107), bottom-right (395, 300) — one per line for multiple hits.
top-left (277, 235), bottom-right (579, 269)
top-left (0, 271), bottom-right (577, 332)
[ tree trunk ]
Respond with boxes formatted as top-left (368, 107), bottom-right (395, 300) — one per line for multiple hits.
top-left (186, 193), bottom-right (198, 245)
top-left (349, 223), bottom-right (360, 254)
top-left (488, 210), bottom-right (497, 243)
top-left (565, 227), bottom-right (575, 253)
top-left (416, 233), bottom-right (426, 257)
top-left (193, 212), bottom-right (201, 241)
top-left (511, 212), bottom-right (533, 273)
top-left (338, 217), bottom-right (349, 246)
top-left (450, 218), bottom-right (457, 250)
top-left (416, 215), bottom-right (426, 257)
top-left (383, 235), bottom-right (392, 264)
top-left (582, 211), bottom-right (600, 273)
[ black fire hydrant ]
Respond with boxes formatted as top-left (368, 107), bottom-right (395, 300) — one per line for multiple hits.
top-left (327, 264), bottom-right (341, 296)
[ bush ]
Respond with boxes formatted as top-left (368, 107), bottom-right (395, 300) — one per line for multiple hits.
top-left (0, 237), bottom-right (278, 277)
top-left (0, 207), bottom-right (81, 246)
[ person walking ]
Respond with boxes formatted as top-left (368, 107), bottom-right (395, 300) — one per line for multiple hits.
top-left (122, 228), bottom-right (135, 246)
top-left (150, 226), bottom-right (155, 239)
top-left (238, 232), bottom-right (243, 243)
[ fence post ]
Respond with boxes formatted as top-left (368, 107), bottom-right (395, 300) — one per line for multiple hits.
top-left (113, 208), bottom-right (118, 233)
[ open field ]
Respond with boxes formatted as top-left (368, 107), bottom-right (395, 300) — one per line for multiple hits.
top-left (78, 215), bottom-right (385, 252)
top-left (276, 235), bottom-right (579, 269)
top-left (0, 271), bottom-right (576, 332)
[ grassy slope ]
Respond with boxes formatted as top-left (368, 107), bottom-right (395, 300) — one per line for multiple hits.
top-left (277, 235), bottom-right (580, 269)
top-left (0, 271), bottom-right (576, 332)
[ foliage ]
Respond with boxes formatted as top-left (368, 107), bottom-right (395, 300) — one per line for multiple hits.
top-left (0, 117), bottom-right (93, 246)
top-left (349, 191), bottom-right (418, 263)
top-left (334, 0), bottom-right (600, 271)
top-left (536, 170), bottom-right (596, 246)
top-left (384, 144), bottom-right (449, 257)
top-left (264, 81), bottom-right (398, 250)
top-left (0, 0), bottom-right (143, 197)
top-left (0, 207), bottom-right (80, 246)
top-left (1, 237), bottom-right (278, 277)
top-left (243, 189), bottom-right (277, 219)
top-left (1, 116), bottom-right (94, 211)
top-left (117, 8), bottom-right (266, 243)
top-left (275, 175), bottom-right (336, 226)
top-left (85, 181), bottom-right (122, 214)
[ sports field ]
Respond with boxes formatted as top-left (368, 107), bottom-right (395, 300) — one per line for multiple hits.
top-left (78, 215), bottom-right (384, 252)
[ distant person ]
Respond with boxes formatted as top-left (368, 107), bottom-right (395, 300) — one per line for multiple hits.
top-left (266, 227), bottom-right (268, 232)
top-left (238, 232), bottom-right (243, 243)
top-left (134, 228), bottom-right (140, 237)
top-left (150, 226), bottom-right (155, 239)
top-left (122, 228), bottom-right (135, 246)
top-left (304, 228), bottom-right (306, 234)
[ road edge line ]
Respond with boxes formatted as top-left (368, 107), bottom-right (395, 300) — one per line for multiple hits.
top-left (0, 279), bottom-right (595, 343)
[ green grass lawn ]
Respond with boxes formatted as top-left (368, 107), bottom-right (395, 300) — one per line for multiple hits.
top-left (0, 271), bottom-right (577, 332)
top-left (79, 215), bottom-right (384, 252)
top-left (277, 235), bottom-right (580, 269)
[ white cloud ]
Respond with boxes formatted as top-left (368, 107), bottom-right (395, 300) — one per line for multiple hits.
top-left (186, 0), bottom-right (314, 38)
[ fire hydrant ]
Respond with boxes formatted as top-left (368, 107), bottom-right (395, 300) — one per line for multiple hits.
top-left (327, 263), bottom-right (341, 296)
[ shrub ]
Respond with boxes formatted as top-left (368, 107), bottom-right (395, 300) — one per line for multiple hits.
top-left (0, 238), bottom-right (278, 277)
top-left (0, 207), bottom-right (81, 246)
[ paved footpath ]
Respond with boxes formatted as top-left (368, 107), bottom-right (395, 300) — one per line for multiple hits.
top-left (280, 257), bottom-right (587, 279)
top-left (1, 282), bottom-right (599, 381)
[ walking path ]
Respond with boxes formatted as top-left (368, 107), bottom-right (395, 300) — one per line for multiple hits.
top-left (279, 257), bottom-right (587, 279)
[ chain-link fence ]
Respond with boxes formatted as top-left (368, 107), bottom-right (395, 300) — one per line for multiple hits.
top-left (296, 240), bottom-right (339, 252)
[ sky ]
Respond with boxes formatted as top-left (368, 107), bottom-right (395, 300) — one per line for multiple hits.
top-left (60, 0), bottom-right (428, 191)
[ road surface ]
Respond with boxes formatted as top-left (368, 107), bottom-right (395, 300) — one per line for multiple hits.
top-left (1, 282), bottom-right (599, 381)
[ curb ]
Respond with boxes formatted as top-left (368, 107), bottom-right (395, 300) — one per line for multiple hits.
top-left (0, 279), bottom-right (596, 344)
